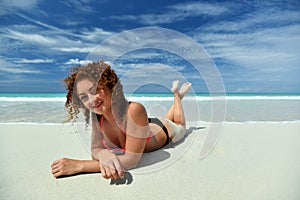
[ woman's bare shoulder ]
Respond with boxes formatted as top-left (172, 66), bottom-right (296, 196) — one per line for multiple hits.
top-left (128, 102), bottom-right (146, 112)
top-left (127, 102), bottom-right (148, 124)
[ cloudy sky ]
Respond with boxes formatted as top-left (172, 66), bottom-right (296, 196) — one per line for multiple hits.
top-left (0, 0), bottom-right (299, 93)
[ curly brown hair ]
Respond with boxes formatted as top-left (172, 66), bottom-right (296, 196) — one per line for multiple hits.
top-left (63, 60), bottom-right (128, 126)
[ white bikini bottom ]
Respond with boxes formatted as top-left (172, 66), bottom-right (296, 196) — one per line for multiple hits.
top-left (161, 118), bottom-right (186, 143)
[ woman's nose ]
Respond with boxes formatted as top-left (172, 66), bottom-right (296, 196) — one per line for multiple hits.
top-left (90, 93), bottom-right (100, 104)
top-left (94, 93), bottom-right (101, 100)
top-left (87, 94), bottom-right (95, 104)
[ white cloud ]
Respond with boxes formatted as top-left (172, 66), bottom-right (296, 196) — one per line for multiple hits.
top-left (0, 67), bottom-right (41, 74)
top-left (0, 57), bottom-right (42, 74)
top-left (1, 16), bottom-right (114, 55)
top-left (200, 7), bottom-right (300, 33)
top-left (168, 1), bottom-right (228, 16)
top-left (110, 1), bottom-right (227, 25)
top-left (116, 63), bottom-right (189, 91)
top-left (54, 47), bottom-right (93, 53)
top-left (17, 14), bottom-right (79, 37)
top-left (190, 4), bottom-right (300, 72)
top-left (0, 0), bottom-right (40, 15)
top-left (184, 3), bottom-right (300, 93)
top-left (86, 27), bottom-right (215, 65)
top-left (14, 58), bottom-right (54, 64)
top-left (80, 27), bottom-right (114, 41)
top-left (116, 63), bottom-right (185, 73)
top-left (18, 14), bottom-right (114, 41)
top-left (64, 58), bottom-right (93, 65)
top-left (62, 0), bottom-right (94, 13)
top-left (5, 29), bottom-right (56, 45)
top-left (61, 0), bottom-right (108, 13)
top-left (200, 24), bottom-right (300, 70)
top-left (1, 0), bottom-right (299, 92)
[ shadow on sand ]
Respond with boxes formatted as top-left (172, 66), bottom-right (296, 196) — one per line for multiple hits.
top-left (134, 126), bottom-right (205, 169)
top-left (109, 172), bottom-right (133, 185)
top-left (55, 126), bottom-right (205, 185)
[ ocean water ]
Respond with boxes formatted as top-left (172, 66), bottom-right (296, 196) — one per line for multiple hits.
top-left (0, 93), bottom-right (299, 124)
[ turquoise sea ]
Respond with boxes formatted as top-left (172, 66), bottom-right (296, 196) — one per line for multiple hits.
top-left (0, 93), bottom-right (299, 123)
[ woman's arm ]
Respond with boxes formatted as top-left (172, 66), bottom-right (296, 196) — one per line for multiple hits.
top-left (90, 115), bottom-right (125, 179)
top-left (51, 158), bottom-right (100, 178)
top-left (51, 117), bottom-right (103, 178)
top-left (117, 102), bottom-right (150, 169)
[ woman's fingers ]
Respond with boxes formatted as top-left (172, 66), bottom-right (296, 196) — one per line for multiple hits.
top-left (100, 163), bottom-right (107, 178)
top-left (51, 161), bottom-right (61, 177)
top-left (52, 170), bottom-right (62, 178)
top-left (100, 162), bottom-right (113, 179)
top-left (113, 160), bottom-right (125, 178)
top-left (109, 166), bottom-right (119, 180)
top-left (50, 158), bottom-right (81, 178)
top-left (51, 164), bottom-right (63, 177)
top-left (51, 160), bottom-right (60, 169)
top-left (97, 149), bottom-right (125, 180)
top-left (100, 159), bottom-right (124, 180)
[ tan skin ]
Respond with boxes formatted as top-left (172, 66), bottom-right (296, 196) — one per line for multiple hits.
top-left (51, 78), bottom-right (186, 180)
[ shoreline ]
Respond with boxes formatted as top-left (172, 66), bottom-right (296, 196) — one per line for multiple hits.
top-left (1, 120), bottom-right (300, 125)
top-left (1, 122), bottom-right (300, 199)
top-left (1, 95), bottom-right (299, 123)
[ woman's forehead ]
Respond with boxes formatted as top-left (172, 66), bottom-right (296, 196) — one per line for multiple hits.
top-left (76, 79), bottom-right (94, 92)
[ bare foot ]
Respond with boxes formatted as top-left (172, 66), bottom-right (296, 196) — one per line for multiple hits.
top-left (179, 82), bottom-right (192, 99)
top-left (51, 158), bottom-right (82, 178)
top-left (171, 80), bottom-right (179, 93)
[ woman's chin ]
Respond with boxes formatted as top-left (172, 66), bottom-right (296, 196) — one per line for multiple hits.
top-left (92, 105), bottom-right (110, 115)
top-left (91, 108), bottom-right (103, 115)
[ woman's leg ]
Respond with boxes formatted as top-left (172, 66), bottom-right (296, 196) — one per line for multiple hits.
top-left (165, 80), bottom-right (191, 125)
top-left (147, 81), bottom-right (191, 148)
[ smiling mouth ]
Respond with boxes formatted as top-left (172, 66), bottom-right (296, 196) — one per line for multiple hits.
top-left (93, 101), bottom-right (103, 109)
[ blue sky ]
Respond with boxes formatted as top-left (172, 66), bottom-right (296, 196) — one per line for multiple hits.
top-left (0, 0), bottom-right (299, 93)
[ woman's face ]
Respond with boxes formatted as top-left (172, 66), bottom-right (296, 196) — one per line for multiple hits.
top-left (76, 78), bottom-right (111, 115)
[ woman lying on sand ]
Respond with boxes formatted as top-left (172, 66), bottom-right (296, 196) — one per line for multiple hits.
top-left (51, 61), bottom-right (191, 180)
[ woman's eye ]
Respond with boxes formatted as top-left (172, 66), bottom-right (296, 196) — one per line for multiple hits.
top-left (91, 86), bottom-right (97, 94)
top-left (80, 95), bottom-right (88, 101)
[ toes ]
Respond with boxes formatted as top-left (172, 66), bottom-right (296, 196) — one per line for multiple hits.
top-left (179, 82), bottom-right (192, 98)
top-left (171, 80), bottom-right (179, 92)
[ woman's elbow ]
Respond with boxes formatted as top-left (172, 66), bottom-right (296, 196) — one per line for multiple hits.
top-left (127, 161), bottom-right (139, 169)
top-left (121, 155), bottom-right (141, 169)
top-left (123, 163), bottom-right (138, 170)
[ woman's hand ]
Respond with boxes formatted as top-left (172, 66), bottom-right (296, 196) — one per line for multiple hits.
top-left (97, 149), bottom-right (125, 180)
top-left (51, 158), bottom-right (82, 178)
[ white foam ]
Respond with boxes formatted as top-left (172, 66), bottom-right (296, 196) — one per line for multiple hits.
top-left (0, 122), bottom-right (69, 125)
top-left (127, 96), bottom-right (218, 101)
top-left (223, 120), bottom-right (300, 124)
top-left (0, 97), bottom-right (66, 102)
top-left (224, 96), bottom-right (300, 100)
top-left (1, 95), bottom-right (299, 102)
top-left (1, 120), bottom-right (299, 125)
top-left (128, 95), bottom-right (300, 101)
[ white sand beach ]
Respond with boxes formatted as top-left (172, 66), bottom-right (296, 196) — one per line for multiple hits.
top-left (1, 122), bottom-right (300, 200)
